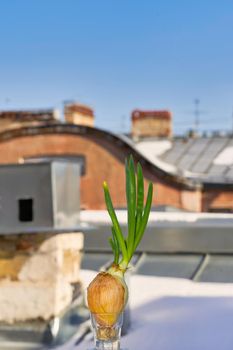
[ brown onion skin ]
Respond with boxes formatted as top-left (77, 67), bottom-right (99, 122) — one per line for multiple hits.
top-left (87, 272), bottom-right (127, 326)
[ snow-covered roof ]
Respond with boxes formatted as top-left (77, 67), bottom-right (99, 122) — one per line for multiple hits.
top-left (58, 269), bottom-right (233, 350)
top-left (80, 210), bottom-right (233, 227)
top-left (129, 135), bottom-right (233, 184)
top-left (214, 146), bottom-right (233, 165)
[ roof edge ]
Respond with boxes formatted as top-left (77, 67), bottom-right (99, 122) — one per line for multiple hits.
top-left (0, 123), bottom-right (200, 190)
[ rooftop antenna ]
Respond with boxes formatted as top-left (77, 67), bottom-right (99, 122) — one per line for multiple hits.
top-left (194, 98), bottom-right (200, 133)
top-left (232, 107), bottom-right (233, 135)
top-left (120, 115), bottom-right (127, 134)
top-left (63, 99), bottom-right (75, 106)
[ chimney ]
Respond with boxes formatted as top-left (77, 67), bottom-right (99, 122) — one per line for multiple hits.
top-left (64, 103), bottom-right (94, 127)
top-left (131, 109), bottom-right (172, 138)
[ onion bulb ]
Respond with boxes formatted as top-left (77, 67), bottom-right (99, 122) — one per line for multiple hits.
top-left (87, 268), bottom-right (128, 326)
top-left (87, 155), bottom-right (153, 328)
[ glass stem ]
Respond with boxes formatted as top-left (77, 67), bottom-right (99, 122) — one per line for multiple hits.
top-left (95, 338), bottom-right (120, 350)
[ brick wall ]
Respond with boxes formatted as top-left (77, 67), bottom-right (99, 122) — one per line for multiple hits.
top-left (202, 189), bottom-right (233, 212)
top-left (0, 232), bottom-right (83, 323)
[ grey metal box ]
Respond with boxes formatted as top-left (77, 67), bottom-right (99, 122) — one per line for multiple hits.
top-left (0, 161), bottom-right (80, 234)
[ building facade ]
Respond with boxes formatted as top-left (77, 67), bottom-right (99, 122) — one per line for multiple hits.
top-left (0, 106), bottom-right (232, 212)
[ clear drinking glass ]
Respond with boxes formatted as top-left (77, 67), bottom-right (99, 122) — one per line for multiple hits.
top-left (90, 312), bottom-right (123, 350)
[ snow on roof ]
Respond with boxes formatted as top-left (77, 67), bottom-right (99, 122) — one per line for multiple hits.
top-left (130, 136), bottom-right (233, 184)
top-left (135, 140), bottom-right (172, 156)
top-left (60, 269), bottom-right (233, 350)
top-left (134, 140), bottom-right (177, 174)
top-left (80, 210), bottom-right (233, 227)
top-left (214, 146), bottom-right (233, 165)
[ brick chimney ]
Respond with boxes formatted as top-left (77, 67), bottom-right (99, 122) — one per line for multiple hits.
top-left (131, 109), bottom-right (172, 138)
top-left (64, 103), bottom-right (94, 127)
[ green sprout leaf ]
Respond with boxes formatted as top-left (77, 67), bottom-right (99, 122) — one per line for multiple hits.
top-left (111, 226), bottom-right (120, 264)
top-left (103, 181), bottom-right (128, 262)
top-left (135, 162), bottom-right (144, 238)
top-left (134, 182), bottom-right (153, 250)
top-left (126, 156), bottom-right (136, 259)
top-left (103, 155), bottom-right (153, 270)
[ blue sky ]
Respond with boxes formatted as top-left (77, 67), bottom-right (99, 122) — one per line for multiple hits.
top-left (0, 0), bottom-right (233, 134)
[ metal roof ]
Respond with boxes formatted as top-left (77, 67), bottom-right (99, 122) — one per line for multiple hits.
top-left (81, 210), bottom-right (233, 282)
top-left (82, 226), bottom-right (233, 283)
